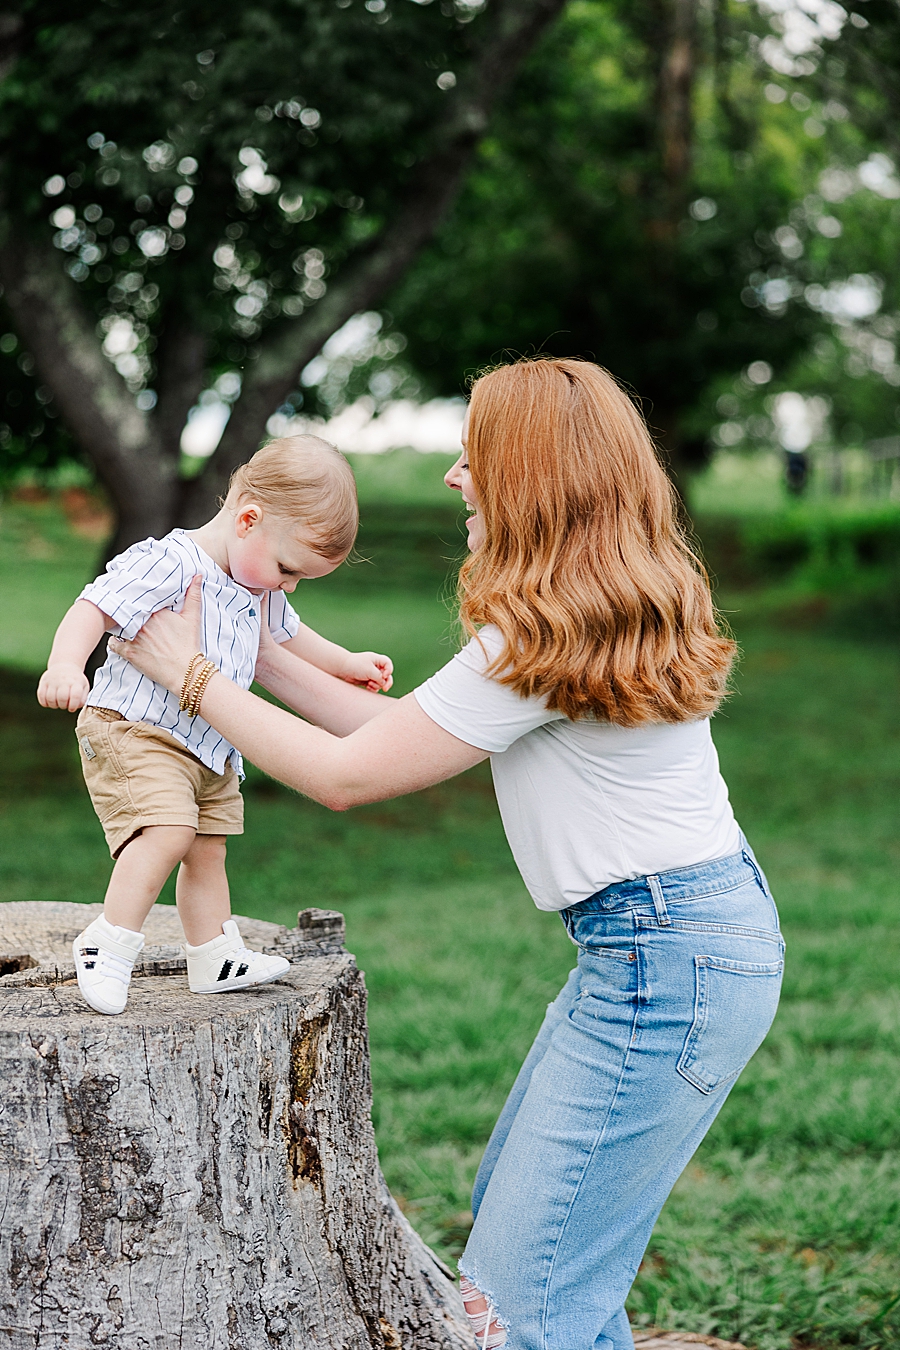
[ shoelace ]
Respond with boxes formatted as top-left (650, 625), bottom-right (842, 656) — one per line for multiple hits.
top-left (227, 942), bottom-right (260, 974)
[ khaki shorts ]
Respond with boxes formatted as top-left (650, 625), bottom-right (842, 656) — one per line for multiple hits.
top-left (76, 708), bottom-right (244, 858)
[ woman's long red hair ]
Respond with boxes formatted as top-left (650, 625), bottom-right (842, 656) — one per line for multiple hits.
top-left (458, 358), bottom-right (734, 725)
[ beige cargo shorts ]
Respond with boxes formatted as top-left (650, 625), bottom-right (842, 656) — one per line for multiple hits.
top-left (76, 707), bottom-right (244, 858)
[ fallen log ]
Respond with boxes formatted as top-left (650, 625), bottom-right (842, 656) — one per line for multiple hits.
top-left (0, 901), bottom-right (470, 1350)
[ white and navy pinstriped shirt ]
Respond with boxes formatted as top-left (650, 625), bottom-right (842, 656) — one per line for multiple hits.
top-left (80, 530), bottom-right (300, 776)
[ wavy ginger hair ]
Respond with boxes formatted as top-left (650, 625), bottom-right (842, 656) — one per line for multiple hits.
top-left (458, 358), bottom-right (735, 725)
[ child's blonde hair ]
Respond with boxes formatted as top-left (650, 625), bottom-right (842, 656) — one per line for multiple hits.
top-left (227, 435), bottom-right (358, 560)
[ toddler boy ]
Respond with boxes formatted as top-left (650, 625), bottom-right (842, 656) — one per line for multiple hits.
top-left (38, 435), bottom-right (392, 1014)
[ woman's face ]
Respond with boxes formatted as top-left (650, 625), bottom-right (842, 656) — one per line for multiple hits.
top-left (445, 409), bottom-right (485, 551)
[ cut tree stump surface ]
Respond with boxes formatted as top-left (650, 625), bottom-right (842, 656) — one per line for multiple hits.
top-left (0, 902), bottom-right (470, 1350)
top-left (0, 900), bottom-right (345, 985)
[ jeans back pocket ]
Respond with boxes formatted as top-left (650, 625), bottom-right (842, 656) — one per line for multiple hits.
top-left (677, 953), bottom-right (783, 1094)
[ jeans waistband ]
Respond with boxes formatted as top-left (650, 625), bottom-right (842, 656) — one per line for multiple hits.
top-left (569, 844), bottom-right (768, 916)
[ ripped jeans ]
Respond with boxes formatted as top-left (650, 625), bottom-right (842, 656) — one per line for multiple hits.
top-left (459, 844), bottom-right (784, 1350)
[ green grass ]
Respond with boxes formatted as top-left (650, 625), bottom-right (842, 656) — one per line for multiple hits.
top-left (347, 447), bottom-right (460, 507)
top-left (688, 448), bottom-right (897, 518)
top-left (1, 490), bottom-right (898, 1349)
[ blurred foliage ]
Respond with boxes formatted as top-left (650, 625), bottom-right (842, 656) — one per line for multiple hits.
top-left (0, 0), bottom-right (492, 476)
top-left (391, 0), bottom-right (900, 467)
top-left (0, 334), bottom-right (74, 480)
top-left (347, 447), bottom-right (460, 507)
top-left (696, 505), bottom-right (900, 638)
top-left (4, 0), bottom-right (900, 484)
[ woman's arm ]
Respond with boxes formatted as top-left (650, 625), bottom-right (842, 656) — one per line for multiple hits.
top-left (193, 677), bottom-right (486, 808)
top-left (110, 577), bottom-right (487, 807)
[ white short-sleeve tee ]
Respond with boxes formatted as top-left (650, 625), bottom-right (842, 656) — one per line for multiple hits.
top-left (414, 626), bottom-right (741, 912)
top-left (80, 530), bottom-right (300, 776)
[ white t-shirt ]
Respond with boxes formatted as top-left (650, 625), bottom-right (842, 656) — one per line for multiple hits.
top-left (414, 626), bottom-right (741, 912)
top-left (81, 530), bottom-right (300, 776)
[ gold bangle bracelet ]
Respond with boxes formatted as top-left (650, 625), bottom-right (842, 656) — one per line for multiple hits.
top-left (179, 655), bottom-right (200, 709)
top-left (181, 658), bottom-right (214, 716)
top-left (184, 659), bottom-right (213, 705)
top-left (183, 660), bottom-right (212, 716)
top-left (185, 661), bottom-right (216, 717)
top-left (189, 667), bottom-right (215, 717)
top-left (179, 653), bottom-right (206, 711)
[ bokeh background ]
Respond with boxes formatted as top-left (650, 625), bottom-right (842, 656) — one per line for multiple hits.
top-left (1, 3), bottom-right (898, 1347)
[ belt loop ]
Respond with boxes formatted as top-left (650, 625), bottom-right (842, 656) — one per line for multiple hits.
top-left (647, 874), bottom-right (671, 927)
top-left (742, 847), bottom-right (767, 894)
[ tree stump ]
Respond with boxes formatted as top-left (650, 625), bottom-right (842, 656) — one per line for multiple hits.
top-left (0, 902), bottom-right (470, 1350)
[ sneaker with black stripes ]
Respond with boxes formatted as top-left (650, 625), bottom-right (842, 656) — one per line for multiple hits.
top-left (185, 919), bottom-right (290, 994)
top-left (73, 914), bottom-right (145, 1015)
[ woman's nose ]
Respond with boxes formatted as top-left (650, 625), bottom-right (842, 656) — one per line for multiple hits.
top-left (444, 454), bottom-right (464, 490)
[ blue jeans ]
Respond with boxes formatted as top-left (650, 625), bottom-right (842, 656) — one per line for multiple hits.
top-left (460, 845), bottom-right (784, 1350)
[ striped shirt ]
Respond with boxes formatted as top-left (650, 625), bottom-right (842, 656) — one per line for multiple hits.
top-left (81, 530), bottom-right (300, 775)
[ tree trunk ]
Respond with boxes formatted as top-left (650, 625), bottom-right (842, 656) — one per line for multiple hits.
top-left (0, 902), bottom-right (470, 1350)
top-left (657, 0), bottom-right (697, 208)
top-left (0, 0), bottom-right (568, 550)
top-left (0, 234), bottom-right (175, 557)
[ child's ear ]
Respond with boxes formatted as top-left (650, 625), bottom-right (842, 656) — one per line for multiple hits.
top-left (235, 504), bottom-right (263, 538)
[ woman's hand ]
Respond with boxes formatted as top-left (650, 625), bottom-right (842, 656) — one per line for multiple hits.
top-left (254, 590), bottom-right (280, 674)
top-left (108, 574), bottom-right (204, 694)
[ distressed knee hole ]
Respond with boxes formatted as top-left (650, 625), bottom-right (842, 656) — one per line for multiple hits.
top-left (459, 1276), bottom-right (508, 1349)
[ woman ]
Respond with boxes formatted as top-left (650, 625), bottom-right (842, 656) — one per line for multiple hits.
top-left (113, 358), bottom-right (784, 1350)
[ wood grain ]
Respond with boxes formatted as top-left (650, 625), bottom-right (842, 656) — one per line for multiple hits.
top-left (0, 902), bottom-right (469, 1350)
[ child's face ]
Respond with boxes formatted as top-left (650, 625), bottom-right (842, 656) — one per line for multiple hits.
top-left (228, 505), bottom-right (340, 593)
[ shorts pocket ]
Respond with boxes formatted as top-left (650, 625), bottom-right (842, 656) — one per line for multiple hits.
top-left (677, 953), bottom-right (783, 1094)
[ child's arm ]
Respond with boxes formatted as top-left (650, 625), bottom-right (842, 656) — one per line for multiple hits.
top-left (37, 600), bottom-right (113, 711)
top-left (279, 622), bottom-right (393, 693)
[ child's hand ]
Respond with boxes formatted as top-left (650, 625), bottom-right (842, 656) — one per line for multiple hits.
top-left (37, 663), bottom-right (90, 711)
top-left (340, 652), bottom-right (394, 693)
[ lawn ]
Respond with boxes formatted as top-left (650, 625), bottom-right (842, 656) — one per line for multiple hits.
top-left (1, 464), bottom-right (898, 1350)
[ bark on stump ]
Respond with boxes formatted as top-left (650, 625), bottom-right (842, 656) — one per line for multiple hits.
top-left (0, 902), bottom-right (470, 1350)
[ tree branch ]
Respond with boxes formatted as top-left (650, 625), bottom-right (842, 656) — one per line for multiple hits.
top-left (180, 0), bottom-right (568, 523)
top-left (0, 225), bottom-right (175, 550)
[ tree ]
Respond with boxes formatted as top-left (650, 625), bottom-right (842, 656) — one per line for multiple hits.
top-left (0, 0), bottom-right (565, 555)
top-left (388, 0), bottom-right (900, 484)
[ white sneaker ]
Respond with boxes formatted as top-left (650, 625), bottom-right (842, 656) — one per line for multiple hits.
top-left (185, 919), bottom-right (290, 994)
top-left (73, 915), bottom-right (145, 1015)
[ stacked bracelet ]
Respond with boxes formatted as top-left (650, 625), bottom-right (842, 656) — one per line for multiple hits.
top-left (179, 653), bottom-right (205, 709)
top-left (179, 654), bottom-right (217, 717)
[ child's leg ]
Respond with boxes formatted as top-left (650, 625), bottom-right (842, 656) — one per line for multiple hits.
top-left (75, 824), bottom-right (196, 1016)
top-left (174, 833), bottom-right (231, 946)
top-left (104, 825), bottom-right (197, 932)
top-left (177, 834), bottom-right (291, 995)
